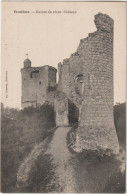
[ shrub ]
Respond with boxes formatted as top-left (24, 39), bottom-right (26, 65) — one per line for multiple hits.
top-left (1, 104), bottom-right (55, 192)
top-left (114, 102), bottom-right (126, 149)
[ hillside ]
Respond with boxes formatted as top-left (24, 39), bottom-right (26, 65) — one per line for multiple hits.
top-left (1, 104), bottom-right (56, 192)
top-left (1, 102), bottom-right (126, 193)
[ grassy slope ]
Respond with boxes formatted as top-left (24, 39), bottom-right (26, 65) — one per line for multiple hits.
top-left (20, 103), bottom-right (126, 193)
top-left (70, 102), bottom-right (126, 193)
top-left (1, 105), bottom-right (55, 192)
top-left (70, 149), bottom-right (125, 193)
top-left (1, 102), bottom-right (126, 193)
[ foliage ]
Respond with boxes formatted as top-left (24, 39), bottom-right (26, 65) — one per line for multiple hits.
top-left (71, 150), bottom-right (125, 193)
top-left (1, 104), bottom-right (55, 192)
top-left (67, 102), bottom-right (126, 193)
top-left (1, 102), bottom-right (126, 192)
top-left (18, 153), bottom-right (56, 193)
top-left (114, 102), bottom-right (126, 149)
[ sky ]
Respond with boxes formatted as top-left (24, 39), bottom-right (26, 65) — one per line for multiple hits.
top-left (1, 2), bottom-right (126, 109)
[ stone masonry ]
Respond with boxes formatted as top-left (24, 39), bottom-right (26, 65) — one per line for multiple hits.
top-left (54, 91), bottom-right (69, 126)
top-left (57, 13), bottom-right (119, 154)
top-left (21, 13), bottom-right (119, 154)
top-left (21, 59), bottom-right (57, 108)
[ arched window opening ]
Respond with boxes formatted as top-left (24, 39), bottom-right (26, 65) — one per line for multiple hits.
top-left (74, 74), bottom-right (85, 96)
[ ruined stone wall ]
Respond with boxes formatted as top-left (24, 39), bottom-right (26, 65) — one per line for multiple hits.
top-left (58, 45), bottom-right (87, 109)
top-left (48, 67), bottom-right (57, 88)
top-left (58, 13), bottom-right (119, 154)
top-left (54, 92), bottom-right (69, 126)
top-left (58, 60), bottom-right (70, 97)
top-left (46, 67), bottom-right (57, 105)
top-left (47, 91), bottom-right (56, 105)
top-left (77, 13), bottom-right (114, 128)
top-left (76, 13), bottom-right (119, 154)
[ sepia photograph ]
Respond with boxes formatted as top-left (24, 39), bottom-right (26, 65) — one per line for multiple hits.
top-left (1, 1), bottom-right (126, 193)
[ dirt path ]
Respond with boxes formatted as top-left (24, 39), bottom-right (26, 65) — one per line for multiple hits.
top-left (16, 127), bottom-right (125, 193)
top-left (17, 127), bottom-right (77, 192)
top-left (46, 127), bottom-right (77, 192)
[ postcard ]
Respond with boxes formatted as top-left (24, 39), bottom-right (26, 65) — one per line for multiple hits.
top-left (1, 1), bottom-right (126, 193)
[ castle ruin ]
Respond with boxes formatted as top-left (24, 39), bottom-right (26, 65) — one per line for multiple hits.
top-left (21, 60), bottom-right (57, 108)
top-left (21, 13), bottom-right (119, 154)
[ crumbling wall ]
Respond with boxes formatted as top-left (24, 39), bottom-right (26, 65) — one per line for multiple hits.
top-left (78, 13), bottom-right (114, 128)
top-left (48, 66), bottom-right (57, 88)
top-left (54, 92), bottom-right (69, 126)
top-left (58, 13), bottom-right (119, 154)
top-left (75, 13), bottom-right (119, 154)
top-left (58, 59), bottom-right (70, 97)
top-left (58, 54), bottom-right (84, 108)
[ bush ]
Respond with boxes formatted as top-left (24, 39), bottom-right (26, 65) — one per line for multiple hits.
top-left (114, 102), bottom-right (126, 149)
top-left (67, 102), bottom-right (126, 193)
top-left (1, 104), bottom-right (55, 192)
top-left (71, 150), bottom-right (125, 193)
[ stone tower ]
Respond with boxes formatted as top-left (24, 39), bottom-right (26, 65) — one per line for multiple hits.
top-left (21, 57), bottom-right (57, 108)
top-left (74, 13), bottom-right (119, 154)
top-left (57, 13), bottom-right (119, 154)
